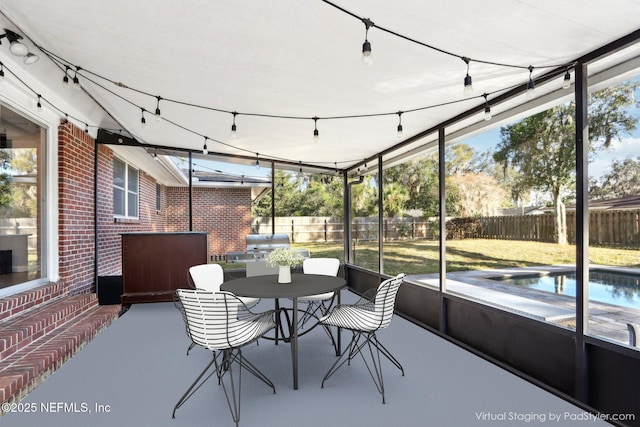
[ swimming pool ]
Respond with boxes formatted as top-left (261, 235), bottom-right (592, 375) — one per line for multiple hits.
top-left (493, 269), bottom-right (640, 309)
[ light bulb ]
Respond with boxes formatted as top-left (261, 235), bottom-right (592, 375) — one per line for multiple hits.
top-left (23, 53), bottom-right (39, 65)
top-left (397, 124), bottom-right (403, 138)
top-left (484, 106), bottom-right (492, 121)
top-left (562, 71), bottom-right (571, 89)
top-left (362, 41), bottom-right (372, 66)
top-left (313, 129), bottom-right (319, 142)
top-left (463, 74), bottom-right (473, 96)
top-left (9, 41), bottom-right (28, 57)
top-left (526, 79), bottom-right (535, 98)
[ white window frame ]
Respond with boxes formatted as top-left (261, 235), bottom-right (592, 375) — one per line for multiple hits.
top-left (113, 157), bottom-right (139, 219)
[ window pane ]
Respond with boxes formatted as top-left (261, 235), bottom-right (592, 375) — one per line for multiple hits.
top-left (113, 188), bottom-right (124, 216)
top-left (113, 158), bottom-right (125, 188)
top-left (127, 166), bottom-right (138, 192)
top-left (127, 191), bottom-right (138, 217)
top-left (587, 74), bottom-right (640, 349)
top-left (0, 104), bottom-right (46, 289)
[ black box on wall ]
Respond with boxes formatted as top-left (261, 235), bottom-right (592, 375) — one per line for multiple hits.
top-left (97, 275), bottom-right (123, 305)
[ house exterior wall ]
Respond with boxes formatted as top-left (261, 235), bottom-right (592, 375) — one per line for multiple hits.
top-left (95, 144), bottom-right (167, 277)
top-left (165, 187), bottom-right (251, 258)
top-left (58, 122), bottom-right (96, 295)
top-left (58, 122), bottom-right (250, 293)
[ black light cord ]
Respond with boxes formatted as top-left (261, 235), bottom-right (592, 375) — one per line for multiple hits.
top-left (320, 0), bottom-right (571, 71)
top-left (2, 3), bottom-right (579, 171)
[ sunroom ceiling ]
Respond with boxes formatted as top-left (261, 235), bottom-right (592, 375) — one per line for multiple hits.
top-left (1, 1), bottom-right (639, 174)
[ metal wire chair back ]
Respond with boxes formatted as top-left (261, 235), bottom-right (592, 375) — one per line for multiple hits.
top-left (176, 289), bottom-right (274, 351)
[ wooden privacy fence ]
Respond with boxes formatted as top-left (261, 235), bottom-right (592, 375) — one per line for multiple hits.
top-left (252, 216), bottom-right (438, 243)
top-left (254, 210), bottom-right (640, 246)
top-left (477, 209), bottom-right (640, 245)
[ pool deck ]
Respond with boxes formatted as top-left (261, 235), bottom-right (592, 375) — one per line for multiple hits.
top-left (407, 265), bottom-right (640, 346)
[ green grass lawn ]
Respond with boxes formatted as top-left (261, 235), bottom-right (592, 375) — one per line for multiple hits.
top-left (287, 239), bottom-right (640, 276)
top-left (219, 239), bottom-right (639, 275)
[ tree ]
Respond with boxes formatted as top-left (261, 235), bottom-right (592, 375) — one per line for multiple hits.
top-left (448, 173), bottom-right (508, 217)
top-left (494, 81), bottom-right (638, 244)
top-left (589, 156), bottom-right (640, 199)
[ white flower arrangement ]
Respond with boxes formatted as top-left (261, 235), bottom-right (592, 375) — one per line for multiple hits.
top-left (266, 247), bottom-right (304, 267)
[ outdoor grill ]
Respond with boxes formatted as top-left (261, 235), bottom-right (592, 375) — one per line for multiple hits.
top-left (225, 234), bottom-right (310, 263)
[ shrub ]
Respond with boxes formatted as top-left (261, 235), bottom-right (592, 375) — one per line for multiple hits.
top-left (445, 217), bottom-right (482, 240)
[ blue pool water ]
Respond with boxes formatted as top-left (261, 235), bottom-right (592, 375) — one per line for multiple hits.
top-left (494, 270), bottom-right (640, 309)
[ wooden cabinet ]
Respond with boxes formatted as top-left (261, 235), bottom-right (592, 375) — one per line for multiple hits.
top-left (121, 232), bottom-right (207, 303)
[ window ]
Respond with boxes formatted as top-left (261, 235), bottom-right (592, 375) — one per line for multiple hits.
top-left (113, 157), bottom-right (138, 218)
top-left (156, 183), bottom-right (161, 211)
top-left (0, 103), bottom-right (46, 290)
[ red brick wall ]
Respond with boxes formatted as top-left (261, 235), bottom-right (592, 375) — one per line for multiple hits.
top-left (58, 122), bottom-right (251, 288)
top-left (57, 122), bottom-right (96, 295)
top-left (165, 187), bottom-right (251, 257)
top-left (95, 145), bottom-right (167, 276)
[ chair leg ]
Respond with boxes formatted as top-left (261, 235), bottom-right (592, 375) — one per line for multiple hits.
top-left (321, 332), bottom-right (360, 388)
top-left (172, 352), bottom-right (219, 418)
top-left (321, 332), bottom-right (402, 404)
top-left (370, 335), bottom-right (404, 376)
top-left (215, 349), bottom-right (276, 426)
top-left (186, 341), bottom-right (196, 355)
top-left (173, 349), bottom-right (275, 425)
top-left (358, 333), bottom-right (387, 404)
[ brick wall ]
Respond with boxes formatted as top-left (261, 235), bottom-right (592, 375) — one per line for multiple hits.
top-left (57, 122), bottom-right (97, 295)
top-left (58, 122), bottom-right (251, 288)
top-left (95, 146), bottom-right (167, 276)
top-left (165, 187), bottom-right (251, 257)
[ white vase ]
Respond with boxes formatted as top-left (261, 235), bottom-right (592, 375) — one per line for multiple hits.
top-left (278, 265), bottom-right (292, 283)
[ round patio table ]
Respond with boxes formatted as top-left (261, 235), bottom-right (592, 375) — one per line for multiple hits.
top-left (221, 273), bottom-right (346, 390)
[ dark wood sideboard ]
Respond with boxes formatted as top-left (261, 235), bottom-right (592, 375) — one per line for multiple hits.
top-left (121, 232), bottom-right (208, 303)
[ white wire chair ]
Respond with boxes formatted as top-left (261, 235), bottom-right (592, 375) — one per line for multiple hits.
top-left (296, 258), bottom-right (341, 350)
top-left (320, 273), bottom-right (406, 404)
top-left (173, 289), bottom-right (277, 426)
top-left (186, 264), bottom-right (261, 355)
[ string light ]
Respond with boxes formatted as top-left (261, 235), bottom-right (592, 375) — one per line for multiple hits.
top-left (526, 65), bottom-right (535, 98)
top-left (361, 18), bottom-right (373, 66)
top-left (202, 136), bottom-right (208, 155)
top-left (140, 108), bottom-right (147, 128)
top-left (231, 112), bottom-right (238, 137)
top-left (155, 96), bottom-right (162, 121)
top-left (463, 57), bottom-right (473, 96)
top-left (335, 162), bottom-right (339, 176)
top-left (0, 62), bottom-right (4, 81)
top-left (72, 67), bottom-right (81, 90)
top-left (84, 123), bottom-right (89, 133)
top-left (562, 69), bottom-right (571, 89)
top-left (23, 53), bottom-right (38, 65)
top-left (483, 94), bottom-right (491, 121)
top-left (20, 21), bottom-right (578, 170)
top-left (313, 117), bottom-right (319, 142)
top-left (36, 94), bottom-right (42, 111)
top-left (62, 66), bottom-right (70, 88)
top-left (396, 111), bottom-right (403, 138)
top-left (255, 153), bottom-right (260, 169)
